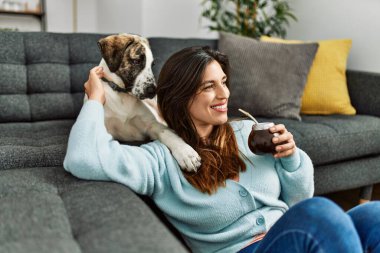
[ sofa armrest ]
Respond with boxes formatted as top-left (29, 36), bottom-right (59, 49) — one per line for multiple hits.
top-left (347, 70), bottom-right (380, 117)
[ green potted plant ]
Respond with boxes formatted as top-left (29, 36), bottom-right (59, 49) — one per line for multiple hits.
top-left (201, 0), bottom-right (297, 38)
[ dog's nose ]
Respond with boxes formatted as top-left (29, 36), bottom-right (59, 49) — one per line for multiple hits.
top-left (145, 86), bottom-right (156, 98)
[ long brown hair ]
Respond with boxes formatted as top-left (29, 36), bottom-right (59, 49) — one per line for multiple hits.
top-left (156, 46), bottom-right (246, 194)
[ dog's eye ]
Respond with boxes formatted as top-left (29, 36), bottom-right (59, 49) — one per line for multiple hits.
top-left (152, 60), bottom-right (156, 67)
top-left (132, 59), bottom-right (141, 65)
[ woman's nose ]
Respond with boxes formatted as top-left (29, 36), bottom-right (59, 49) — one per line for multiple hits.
top-left (217, 84), bottom-right (230, 98)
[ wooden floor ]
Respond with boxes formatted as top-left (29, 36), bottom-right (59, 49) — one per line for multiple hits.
top-left (322, 183), bottom-right (380, 210)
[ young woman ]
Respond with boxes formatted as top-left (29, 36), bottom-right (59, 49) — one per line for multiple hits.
top-left (64, 46), bottom-right (380, 253)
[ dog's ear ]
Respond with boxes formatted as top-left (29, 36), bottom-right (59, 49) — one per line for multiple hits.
top-left (98, 35), bottom-right (135, 72)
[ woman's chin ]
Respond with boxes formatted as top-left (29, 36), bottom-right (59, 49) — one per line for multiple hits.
top-left (213, 116), bottom-right (228, 125)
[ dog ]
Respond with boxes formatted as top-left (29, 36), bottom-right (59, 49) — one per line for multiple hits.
top-left (84, 33), bottom-right (200, 172)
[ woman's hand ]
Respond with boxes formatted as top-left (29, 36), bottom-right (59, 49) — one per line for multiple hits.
top-left (270, 124), bottom-right (296, 158)
top-left (84, 66), bottom-right (106, 105)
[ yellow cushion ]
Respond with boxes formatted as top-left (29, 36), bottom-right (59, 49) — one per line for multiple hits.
top-left (261, 36), bottom-right (356, 115)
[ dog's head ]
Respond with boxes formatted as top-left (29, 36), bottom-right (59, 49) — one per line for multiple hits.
top-left (98, 33), bottom-right (156, 99)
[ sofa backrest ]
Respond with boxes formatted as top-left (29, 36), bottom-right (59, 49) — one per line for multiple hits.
top-left (0, 32), bottom-right (106, 123)
top-left (0, 32), bottom-right (218, 123)
top-left (149, 37), bottom-right (218, 78)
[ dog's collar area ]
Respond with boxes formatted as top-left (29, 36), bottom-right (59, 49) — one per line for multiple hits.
top-left (101, 77), bottom-right (132, 93)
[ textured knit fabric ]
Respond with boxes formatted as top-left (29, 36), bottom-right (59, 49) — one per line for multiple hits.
top-left (218, 32), bottom-right (318, 121)
top-left (347, 70), bottom-right (380, 117)
top-left (0, 166), bottom-right (189, 253)
top-left (0, 120), bottom-right (73, 170)
top-left (0, 32), bottom-right (105, 122)
top-left (64, 100), bottom-right (314, 253)
top-left (260, 36), bottom-right (356, 115)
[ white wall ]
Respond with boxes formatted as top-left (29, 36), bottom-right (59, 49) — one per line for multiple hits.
top-left (141, 0), bottom-right (217, 38)
top-left (0, 0), bottom-right (214, 36)
top-left (95, 0), bottom-right (216, 38)
top-left (47, 0), bottom-right (98, 33)
top-left (97, 0), bottom-right (142, 34)
top-left (77, 0), bottom-right (97, 33)
top-left (287, 0), bottom-right (380, 73)
top-left (45, 0), bottom-right (73, 32)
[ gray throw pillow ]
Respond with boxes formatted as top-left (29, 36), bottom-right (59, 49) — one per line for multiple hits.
top-left (218, 32), bottom-right (318, 120)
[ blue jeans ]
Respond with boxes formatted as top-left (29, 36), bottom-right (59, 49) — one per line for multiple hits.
top-left (238, 197), bottom-right (380, 253)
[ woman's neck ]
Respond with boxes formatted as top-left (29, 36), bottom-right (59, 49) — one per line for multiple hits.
top-left (196, 124), bottom-right (214, 141)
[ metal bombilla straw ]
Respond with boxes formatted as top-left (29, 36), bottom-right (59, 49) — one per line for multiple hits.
top-left (238, 108), bottom-right (259, 125)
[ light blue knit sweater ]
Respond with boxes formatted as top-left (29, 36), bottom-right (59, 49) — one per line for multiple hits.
top-left (64, 100), bottom-right (314, 253)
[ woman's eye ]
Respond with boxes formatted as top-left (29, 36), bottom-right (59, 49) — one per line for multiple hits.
top-left (203, 85), bottom-right (214, 90)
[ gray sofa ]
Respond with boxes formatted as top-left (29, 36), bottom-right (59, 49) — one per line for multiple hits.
top-left (1, 31), bottom-right (380, 253)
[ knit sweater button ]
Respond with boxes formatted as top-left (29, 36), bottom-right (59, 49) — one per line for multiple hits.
top-left (239, 189), bottom-right (248, 197)
top-left (256, 217), bottom-right (265, 226)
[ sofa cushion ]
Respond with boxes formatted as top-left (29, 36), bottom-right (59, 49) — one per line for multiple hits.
top-left (0, 120), bottom-right (74, 170)
top-left (0, 120), bottom-right (152, 170)
top-left (347, 70), bottom-right (380, 117)
top-left (218, 32), bottom-right (318, 120)
top-left (261, 36), bottom-right (356, 116)
top-left (254, 114), bottom-right (380, 166)
top-left (314, 155), bottom-right (380, 195)
top-left (0, 32), bottom-right (104, 123)
top-left (0, 166), bottom-right (188, 253)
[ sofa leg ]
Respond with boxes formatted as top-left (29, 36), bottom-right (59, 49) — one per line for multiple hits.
top-left (359, 185), bottom-right (373, 204)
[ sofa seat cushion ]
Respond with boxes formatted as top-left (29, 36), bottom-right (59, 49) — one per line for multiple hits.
top-left (0, 166), bottom-right (188, 253)
top-left (0, 120), bottom-right (74, 170)
top-left (255, 115), bottom-right (380, 166)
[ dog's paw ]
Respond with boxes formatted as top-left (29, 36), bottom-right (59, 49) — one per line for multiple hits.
top-left (172, 145), bottom-right (201, 172)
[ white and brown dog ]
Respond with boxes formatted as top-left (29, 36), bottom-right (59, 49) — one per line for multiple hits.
top-left (85, 33), bottom-right (200, 172)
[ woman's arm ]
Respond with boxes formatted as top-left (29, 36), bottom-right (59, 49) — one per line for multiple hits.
top-left (64, 100), bottom-right (167, 196)
top-left (64, 67), bottom-right (167, 196)
top-left (275, 148), bottom-right (314, 207)
top-left (269, 123), bottom-right (314, 206)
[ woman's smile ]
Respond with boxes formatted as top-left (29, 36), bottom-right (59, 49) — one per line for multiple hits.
top-left (210, 102), bottom-right (228, 112)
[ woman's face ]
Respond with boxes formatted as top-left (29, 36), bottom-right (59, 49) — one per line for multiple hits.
top-left (188, 60), bottom-right (230, 137)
